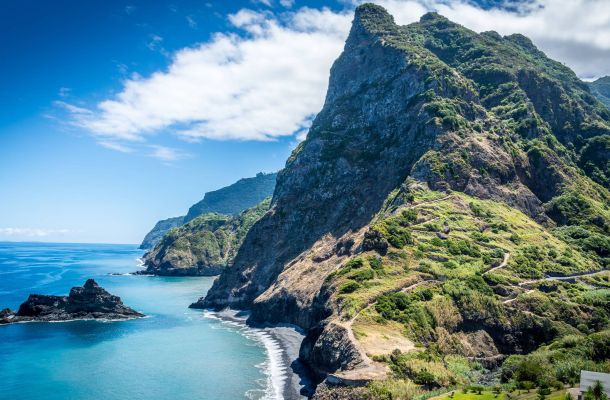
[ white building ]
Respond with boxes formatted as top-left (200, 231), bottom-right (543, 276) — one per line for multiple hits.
top-left (579, 371), bottom-right (610, 400)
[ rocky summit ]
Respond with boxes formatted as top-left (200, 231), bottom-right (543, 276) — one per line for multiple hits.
top-left (0, 279), bottom-right (144, 324)
top-left (195, 3), bottom-right (610, 395)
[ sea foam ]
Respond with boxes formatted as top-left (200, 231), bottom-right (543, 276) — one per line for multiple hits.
top-left (202, 310), bottom-right (288, 400)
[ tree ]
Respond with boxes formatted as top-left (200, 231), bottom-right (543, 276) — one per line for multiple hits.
top-left (593, 381), bottom-right (605, 400)
top-left (521, 381), bottom-right (535, 393)
top-left (538, 387), bottom-right (551, 400)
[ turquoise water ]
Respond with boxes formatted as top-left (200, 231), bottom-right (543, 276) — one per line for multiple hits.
top-left (0, 242), bottom-right (275, 400)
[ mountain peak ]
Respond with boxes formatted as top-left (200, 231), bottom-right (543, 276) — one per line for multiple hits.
top-left (419, 11), bottom-right (448, 23)
top-left (353, 3), bottom-right (395, 34)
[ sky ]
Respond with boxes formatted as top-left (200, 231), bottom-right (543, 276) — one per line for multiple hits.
top-left (1, 0), bottom-right (609, 244)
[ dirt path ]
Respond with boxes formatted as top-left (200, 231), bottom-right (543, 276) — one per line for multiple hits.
top-left (412, 195), bottom-right (452, 208)
top-left (485, 252), bottom-right (510, 275)
top-left (400, 278), bottom-right (440, 293)
top-left (502, 269), bottom-right (608, 304)
top-left (502, 289), bottom-right (534, 304)
top-left (333, 277), bottom-right (439, 382)
top-left (519, 269), bottom-right (608, 287)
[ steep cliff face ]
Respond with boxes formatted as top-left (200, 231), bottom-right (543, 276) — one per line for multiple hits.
top-left (199, 4), bottom-right (610, 385)
top-left (141, 199), bottom-right (270, 276)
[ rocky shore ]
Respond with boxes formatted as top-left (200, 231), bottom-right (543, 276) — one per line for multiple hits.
top-left (0, 279), bottom-right (144, 324)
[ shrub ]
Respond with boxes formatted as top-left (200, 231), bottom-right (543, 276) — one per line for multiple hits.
top-left (375, 292), bottom-right (413, 321)
top-left (345, 257), bottom-right (364, 269)
top-left (447, 239), bottom-right (481, 257)
top-left (415, 369), bottom-right (438, 387)
top-left (350, 267), bottom-right (375, 282)
top-left (470, 384), bottom-right (484, 394)
top-left (368, 380), bottom-right (423, 400)
top-left (368, 256), bottom-right (383, 271)
top-left (469, 202), bottom-right (488, 217)
top-left (339, 281), bottom-right (361, 294)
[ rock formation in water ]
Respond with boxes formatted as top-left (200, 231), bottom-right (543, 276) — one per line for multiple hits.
top-left (0, 279), bottom-right (143, 324)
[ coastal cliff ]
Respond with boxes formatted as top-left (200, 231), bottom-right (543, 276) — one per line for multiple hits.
top-left (141, 199), bottom-right (270, 276)
top-left (195, 3), bottom-right (610, 394)
top-left (139, 172), bottom-right (277, 250)
top-left (0, 279), bottom-right (143, 324)
top-left (589, 76), bottom-right (610, 109)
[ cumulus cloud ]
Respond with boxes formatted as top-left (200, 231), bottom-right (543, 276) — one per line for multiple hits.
top-left (64, 0), bottom-right (610, 153)
top-left (148, 145), bottom-right (190, 162)
top-left (65, 7), bottom-right (350, 144)
top-left (0, 228), bottom-right (70, 238)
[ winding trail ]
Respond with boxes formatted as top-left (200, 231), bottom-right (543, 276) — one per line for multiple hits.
top-left (332, 277), bottom-right (439, 384)
top-left (484, 252), bottom-right (510, 275)
top-left (519, 269), bottom-right (609, 287)
top-left (502, 269), bottom-right (608, 304)
top-left (400, 278), bottom-right (440, 294)
top-left (412, 195), bottom-right (453, 208)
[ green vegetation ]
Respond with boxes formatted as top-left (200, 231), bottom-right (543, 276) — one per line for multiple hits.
top-left (142, 198), bottom-right (271, 274)
top-left (501, 331), bottom-right (610, 387)
top-left (184, 172), bottom-right (276, 221)
top-left (140, 172), bottom-right (277, 249)
top-left (328, 184), bottom-right (608, 397)
top-left (589, 76), bottom-right (610, 109)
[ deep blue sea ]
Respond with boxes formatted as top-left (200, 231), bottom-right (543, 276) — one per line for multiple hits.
top-left (0, 242), bottom-right (282, 400)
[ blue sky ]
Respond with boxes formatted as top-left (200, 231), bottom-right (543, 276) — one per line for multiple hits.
top-left (1, 0), bottom-right (608, 244)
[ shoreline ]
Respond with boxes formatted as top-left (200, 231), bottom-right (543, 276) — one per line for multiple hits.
top-left (203, 309), bottom-right (314, 400)
top-left (0, 314), bottom-right (148, 325)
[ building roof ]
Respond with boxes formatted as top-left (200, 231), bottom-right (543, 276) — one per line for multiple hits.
top-left (580, 371), bottom-right (610, 394)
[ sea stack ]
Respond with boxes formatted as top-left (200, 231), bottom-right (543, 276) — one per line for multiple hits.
top-left (0, 279), bottom-right (144, 324)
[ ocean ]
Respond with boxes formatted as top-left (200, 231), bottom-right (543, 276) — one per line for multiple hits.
top-left (0, 242), bottom-right (296, 400)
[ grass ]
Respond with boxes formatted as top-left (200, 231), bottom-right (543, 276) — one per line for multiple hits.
top-left (332, 187), bottom-right (600, 323)
top-left (436, 391), bottom-right (504, 400)
top-left (325, 186), bottom-right (609, 395)
top-left (434, 389), bottom-right (568, 400)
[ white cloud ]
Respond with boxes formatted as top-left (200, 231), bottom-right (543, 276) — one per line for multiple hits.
top-left (66, 7), bottom-right (350, 143)
top-left (97, 141), bottom-right (133, 153)
top-left (148, 145), bottom-right (189, 162)
top-left (0, 228), bottom-right (70, 238)
top-left (280, 0), bottom-right (295, 7)
top-left (252, 0), bottom-right (273, 6)
top-left (58, 87), bottom-right (71, 98)
top-left (64, 0), bottom-right (610, 152)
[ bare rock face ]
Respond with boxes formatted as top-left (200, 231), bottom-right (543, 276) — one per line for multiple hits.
top-left (0, 279), bottom-right (143, 324)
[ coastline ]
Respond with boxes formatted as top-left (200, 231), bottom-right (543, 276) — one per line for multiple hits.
top-left (203, 309), bottom-right (314, 400)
